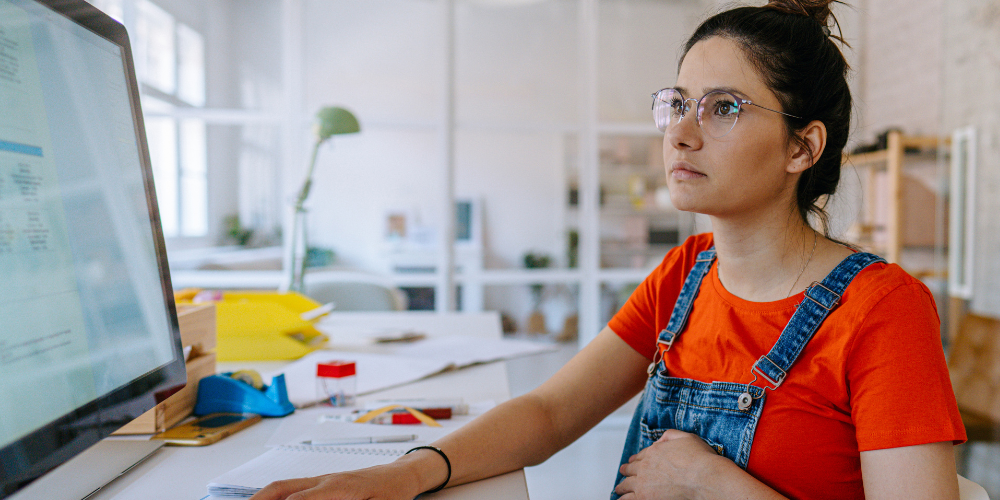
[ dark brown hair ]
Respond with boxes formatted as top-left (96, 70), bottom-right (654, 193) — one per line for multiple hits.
top-left (681, 0), bottom-right (850, 233)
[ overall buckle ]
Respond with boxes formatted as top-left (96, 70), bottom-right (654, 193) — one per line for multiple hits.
top-left (750, 355), bottom-right (786, 390)
top-left (739, 357), bottom-right (785, 410)
top-left (804, 281), bottom-right (842, 311)
top-left (646, 338), bottom-right (673, 377)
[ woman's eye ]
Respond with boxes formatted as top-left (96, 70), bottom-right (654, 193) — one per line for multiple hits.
top-left (715, 101), bottom-right (737, 116)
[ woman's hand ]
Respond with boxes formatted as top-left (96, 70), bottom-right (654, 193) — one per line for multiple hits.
top-left (248, 463), bottom-right (422, 500)
top-left (614, 429), bottom-right (726, 500)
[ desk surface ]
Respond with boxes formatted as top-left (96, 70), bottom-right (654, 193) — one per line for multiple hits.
top-left (92, 312), bottom-right (529, 500)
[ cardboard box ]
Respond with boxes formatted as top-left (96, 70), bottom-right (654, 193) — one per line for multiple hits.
top-left (948, 313), bottom-right (1000, 422)
top-left (114, 304), bottom-right (217, 434)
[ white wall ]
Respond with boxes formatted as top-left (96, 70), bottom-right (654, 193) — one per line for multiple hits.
top-left (297, 0), bottom-right (444, 271)
top-left (941, 0), bottom-right (1000, 317)
top-left (598, 0), bottom-right (707, 123)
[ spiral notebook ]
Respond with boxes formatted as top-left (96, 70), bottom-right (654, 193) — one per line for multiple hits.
top-left (207, 444), bottom-right (411, 498)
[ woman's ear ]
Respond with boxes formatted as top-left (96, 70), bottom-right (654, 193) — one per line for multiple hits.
top-left (787, 120), bottom-right (827, 174)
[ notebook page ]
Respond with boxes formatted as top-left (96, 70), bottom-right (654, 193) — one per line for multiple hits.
top-left (208, 444), bottom-right (410, 497)
top-left (267, 415), bottom-right (453, 448)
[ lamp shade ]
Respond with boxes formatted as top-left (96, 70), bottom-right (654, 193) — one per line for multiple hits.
top-left (315, 106), bottom-right (360, 141)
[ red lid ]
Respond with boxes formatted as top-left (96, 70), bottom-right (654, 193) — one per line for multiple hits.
top-left (316, 360), bottom-right (356, 378)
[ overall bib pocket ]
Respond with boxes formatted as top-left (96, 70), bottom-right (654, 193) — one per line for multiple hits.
top-left (638, 375), bottom-right (764, 467)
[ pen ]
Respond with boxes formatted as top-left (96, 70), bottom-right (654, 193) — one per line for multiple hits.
top-left (366, 399), bottom-right (469, 415)
top-left (300, 434), bottom-right (417, 446)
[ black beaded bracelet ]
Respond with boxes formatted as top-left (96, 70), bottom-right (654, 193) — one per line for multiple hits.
top-left (405, 445), bottom-right (451, 494)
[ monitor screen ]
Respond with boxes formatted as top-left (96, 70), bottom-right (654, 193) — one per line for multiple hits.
top-left (0, 0), bottom-right (186, 496)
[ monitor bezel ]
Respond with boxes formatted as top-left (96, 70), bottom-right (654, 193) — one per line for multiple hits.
top-left (0, 0), bottom-right (187, 496)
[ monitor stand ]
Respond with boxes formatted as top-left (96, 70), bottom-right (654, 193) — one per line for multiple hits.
top-left (10, 439), bottom-right (164, 500)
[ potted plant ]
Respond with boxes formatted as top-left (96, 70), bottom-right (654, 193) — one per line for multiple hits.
top-left (523, 251), bottom-right (551, 334)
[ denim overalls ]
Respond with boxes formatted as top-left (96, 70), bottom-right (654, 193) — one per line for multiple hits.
top-left (610, 248), bottom-right (885, 498)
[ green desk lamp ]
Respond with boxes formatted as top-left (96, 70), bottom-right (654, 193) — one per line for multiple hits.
top-left (286, 106), bottom-right (360, 293)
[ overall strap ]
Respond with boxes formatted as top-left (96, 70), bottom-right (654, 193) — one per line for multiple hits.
top-left (656, 248), bottom-right (717, 352)
top-left (750, 252), bottom-right (886, 390)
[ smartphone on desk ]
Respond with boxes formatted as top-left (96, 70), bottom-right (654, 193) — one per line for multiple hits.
top-left (152, 413), bottom-right (261, 446)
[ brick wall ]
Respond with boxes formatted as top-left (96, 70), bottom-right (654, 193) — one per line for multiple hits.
top-left (856, 0), bottom-right (944, 143)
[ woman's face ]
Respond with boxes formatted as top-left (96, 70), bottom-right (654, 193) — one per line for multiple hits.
top-left (664, 36), bottom-right (800, 219)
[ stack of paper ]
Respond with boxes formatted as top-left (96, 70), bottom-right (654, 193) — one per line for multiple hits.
top-left (267, 336), bottom-right (556, 408)
top-left (265, 350), bottom-right (453, 407)
top-left (391, 335), bottom-right (558, 368)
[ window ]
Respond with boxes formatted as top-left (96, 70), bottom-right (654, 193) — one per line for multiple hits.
top-left (88, 0), bottom-right (285, 247)
top-left (176, 24), bottom-right (205, 107)
top-left (142, 100), bottom-right (178, 235)
top-left (89, 0), bottom-right (123, 23)
top-left (135, 0), bottom-right (176, 94)
top-left (132, 1), bottom-right (207, 238)
top-left (178, 119), bottom-right (207, 236)
top-left (88, 0), bottom-right (209, 239)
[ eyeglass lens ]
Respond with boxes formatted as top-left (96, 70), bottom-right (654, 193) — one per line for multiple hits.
top-left (652, 89), bottom-right (741, 138)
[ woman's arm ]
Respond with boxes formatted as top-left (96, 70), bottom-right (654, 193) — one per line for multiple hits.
top-left (860, 442), bottom-right (959, 500)
top-left (434, 327), bottom-right (650, 485)
top-left (250, 327), bottom-right (650, 499)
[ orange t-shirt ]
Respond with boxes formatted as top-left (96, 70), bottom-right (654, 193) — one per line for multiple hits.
top-left (609, 233), bottom-right (966, 500)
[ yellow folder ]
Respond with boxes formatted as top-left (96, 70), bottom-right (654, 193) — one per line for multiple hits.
top-left (177, 291), bottom-right (329, 361)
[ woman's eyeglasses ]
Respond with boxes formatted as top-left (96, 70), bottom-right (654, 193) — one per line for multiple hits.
top-left (651, 88), bottom-right (802, 138)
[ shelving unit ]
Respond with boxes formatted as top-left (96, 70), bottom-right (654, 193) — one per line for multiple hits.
top-left (359, 1), bottom-right (701, 346)
top-left (842, 131), bottom-right (949, 278)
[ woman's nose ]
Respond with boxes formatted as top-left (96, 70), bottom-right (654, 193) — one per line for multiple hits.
top-left (666, 107), bottom-right (703, 151)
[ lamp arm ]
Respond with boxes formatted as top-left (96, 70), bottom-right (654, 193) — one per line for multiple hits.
top-left (295, 139), bottom-right (326, 211)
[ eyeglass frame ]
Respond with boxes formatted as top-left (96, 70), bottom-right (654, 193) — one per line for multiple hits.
top-left (651, 87), bottom-right (803, 138)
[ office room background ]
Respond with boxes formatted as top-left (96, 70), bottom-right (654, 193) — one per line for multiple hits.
top-left (85, 0), bottom-right (1000, 497)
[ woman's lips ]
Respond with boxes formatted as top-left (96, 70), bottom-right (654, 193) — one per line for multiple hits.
top-left (670, 162), bottom-right (706, 180)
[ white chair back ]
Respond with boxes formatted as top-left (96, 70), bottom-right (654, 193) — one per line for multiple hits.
top-left (303, 270), bottom-right (407, 311)
top-left (959, 474), bottom-right (990, 500)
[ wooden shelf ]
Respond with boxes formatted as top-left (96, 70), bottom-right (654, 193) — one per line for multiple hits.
top-left (901, 135), bottom-right (950, 150)
top-left (844, 149), bottom-right (888, 166)
top-left (841, 131), bottom-right (949, 266)
top-left (843, 135), bottom-right (949, 168)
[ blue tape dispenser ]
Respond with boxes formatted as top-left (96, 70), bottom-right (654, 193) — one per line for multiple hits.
top-left (194, 371), bottom-right (295, 417)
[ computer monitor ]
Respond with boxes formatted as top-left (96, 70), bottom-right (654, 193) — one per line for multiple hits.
top-left (0, 0), bottom-right (186, 498)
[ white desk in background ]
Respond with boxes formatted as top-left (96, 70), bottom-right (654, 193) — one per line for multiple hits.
top-left (318, 311), bottom-right (505, 340)
top-left (90, 312), bottom-right (531, 500)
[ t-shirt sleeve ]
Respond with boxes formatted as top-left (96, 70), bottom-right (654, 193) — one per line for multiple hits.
top-left (846, 281), bottom-right (967, 451)
top-left (608, 234), bottom-right (712, 360)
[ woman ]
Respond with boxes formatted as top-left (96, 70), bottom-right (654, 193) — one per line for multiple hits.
top-left (251, 1), bottom-right (966, 498)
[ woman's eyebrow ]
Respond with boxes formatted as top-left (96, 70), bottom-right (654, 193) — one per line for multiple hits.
top-left (672, 85), bottom-right (750, 98)
top-left (713, 86), bottom-right (749, 98)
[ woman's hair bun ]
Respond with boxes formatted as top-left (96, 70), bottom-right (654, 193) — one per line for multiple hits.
top-left (765, 1), bottom-right (836, 28)
top-left (765, 0), bottom-right (844, 39)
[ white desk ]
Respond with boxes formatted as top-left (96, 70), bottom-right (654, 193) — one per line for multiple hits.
top-left (90, 312), bottom-right (530, 500)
